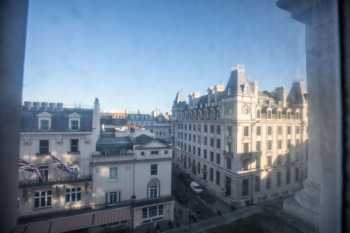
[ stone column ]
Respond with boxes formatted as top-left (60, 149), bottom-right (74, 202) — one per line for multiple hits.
top-left (277, 0), bottom-right (342, 233)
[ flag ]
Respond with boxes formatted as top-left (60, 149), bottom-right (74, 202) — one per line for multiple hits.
top-left (49, 154), bottom-right (76, 177)
top-left (18, 158), bottom-right (43, 181)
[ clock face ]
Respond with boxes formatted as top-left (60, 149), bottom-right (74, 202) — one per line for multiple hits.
top-left (242, 103), bottom-right (251, 114)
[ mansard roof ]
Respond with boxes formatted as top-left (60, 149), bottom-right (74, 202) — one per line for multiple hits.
top-left (21, 107), bottom-right (93, 132)
top-left (96, 136), bottom-right (133, 152)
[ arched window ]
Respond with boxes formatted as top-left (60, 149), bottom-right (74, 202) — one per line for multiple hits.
top-left (147, 178), bottom-right (160, 200)
top-left (278, 111), bottom-right (282, 119)
top-left (256, 110), bottom-right (261, 119)
top-left (267, 110), bottom-right (272, 119)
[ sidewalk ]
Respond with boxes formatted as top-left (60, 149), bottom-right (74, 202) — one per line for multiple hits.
top-left (163, 206), bottom-right (262, 233)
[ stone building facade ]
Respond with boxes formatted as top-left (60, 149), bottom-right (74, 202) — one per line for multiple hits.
top-left (172, 65), bottom-right (308, 206)
top-left (17, 99), bottom-right (174, 232)
top-left (18, 99), bottom-right (100, 217)
top-left (93, 133), bottom-right (174, 228)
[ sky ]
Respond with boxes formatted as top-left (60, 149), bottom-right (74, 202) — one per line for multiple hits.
top-left (23, 0), bottom-right (306, 113)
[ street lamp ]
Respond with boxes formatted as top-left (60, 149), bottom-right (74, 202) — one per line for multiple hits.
top-left (130, 195), bottom-right (136, 233)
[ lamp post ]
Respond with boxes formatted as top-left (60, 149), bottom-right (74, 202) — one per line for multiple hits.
top-left (130, 195), bottom-right (136, 233)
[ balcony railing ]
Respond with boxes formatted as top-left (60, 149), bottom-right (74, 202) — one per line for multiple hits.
top-left (19, 175), bottom-right (92, 188)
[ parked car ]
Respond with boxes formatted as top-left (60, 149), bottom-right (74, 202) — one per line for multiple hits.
top-left (190, 181), bottom-right (203, 194)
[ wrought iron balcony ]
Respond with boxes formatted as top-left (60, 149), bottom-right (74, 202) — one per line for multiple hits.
top-left (19, 175), bottom-right (92, 188)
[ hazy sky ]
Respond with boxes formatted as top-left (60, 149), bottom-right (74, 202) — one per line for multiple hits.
top-left (23, 0), bottom-right (306, 113)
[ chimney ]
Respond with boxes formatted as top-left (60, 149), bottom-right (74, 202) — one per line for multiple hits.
top-left (24, 101), bottom-right (32, 110)
top-left (41, 102), bottom-right (48, 110)
top-left (33, 102), bottom-right (40, 110)
top-left (57, 103), bottom-right (63, 111)
top-left (207, 87), bottom-right (213, 105)
top-left (49, 102), bottom-right (56, 110)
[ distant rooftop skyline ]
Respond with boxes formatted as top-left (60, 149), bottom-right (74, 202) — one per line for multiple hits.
top-left (23, 0), bottom-right (306, 113)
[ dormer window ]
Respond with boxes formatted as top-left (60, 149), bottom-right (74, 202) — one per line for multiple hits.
top-left (277, 111), bottom-right (282, 119)
top-left (38, 112), bottom-right (51, 131)
top-left (69, 113), bottom-right (80, 131)
top-left (40, 119), bottom-right (49, 130)
top-left (267, 110), bottom-right (272, 119)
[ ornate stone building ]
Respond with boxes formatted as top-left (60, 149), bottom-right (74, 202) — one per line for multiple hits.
top-left (172, 65), bottom-right (308, 206)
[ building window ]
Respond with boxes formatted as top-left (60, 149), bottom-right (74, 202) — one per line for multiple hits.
top-left (197, 147), bottom-right (201, 156)
top-left (210, 125), bottom-right (214, 133)
top-left (204, 149), bottom-right (207, 159)
top-left (278, 111), bottom-right (282, 119)
top-left (210, 151), bottom-right (214, 162)
top-left (70, 139), bottom-right (79, 153)
top-left (148, 179), bottom-right (160, 200)
top-left (267, 111), bottom-right (272, 119)
top-left (243, 143), bottom-right (249, 153)
top-left (267, 140), bottom-right (272, 150)
top-left (226, 157), bottom-right (232, 170)
top-left (256, 110), bottom-right (261, 119)
top-left (256, 141), bottom-right (261, 152)
top-left (266, 176), bottom-right (271, 189)
top-left (278, 126), bottom-right (282, 135)
top-left (204, 136), bottom-right (207, 145)
top-left (197, 161), bottom-right (201, 174)
top-left (209, 168), bottom-right (214, 182)
top-left (278, 140), bottom-right (282, 149)
top-left (255, 176), bottom-right (261, 192)
top-left (256, 126), bottom-right (261, 136)
top-left (39, 140), bottom-right (49, 155)
top-left (287, 126), bottom-right (291, 135)
top-left (39, 119), bottom-right (50, 130)
top-left (142, 208), bottom-right (148, 218)
top-left (296, 126), bottom-right (300, 134)
top-left (158, 205), bottom-right (164, 215)
top-left (149, 164), bottom-right (158, 176)
top-left (106, 191), bottom-right (121, 205)
top-left (39, 166), bottom-right (49, 182)
top-left (210, 138), bottom-right (214, 147)
top-left (242, 179), bottom-right (249, 196)
top-left (34, 190), bottom-right (52, 208)
top-left (227, 126), bottom-right (233, 137)
top-left (216, 153), bottom-right (221, 164)
top-left (70, 119), bottom-right (80, 130)
top-left (286, 168), bottom-right (291, 184)
top-left (215, 170), bottom-right (220, 186)
top-left (277, 172), bottom-right (282, 187)
top-left (142, 205), bottom-right (164, 219)
top-left (65, 187), bottom-right (82, 203)
top-left (295, 167), bottom-right (300, 182)
top-left (109, 167), bottom-right (118, 179)
top-left (243, 126), bottom-right (249, 136)
top-left (267, 126), bottom-right (272, 135)
top-left (216, 125), bottom-right (221, 134)
top-left (151, 150), bottom-right (159, 155)
top-left (141, 151), bottom-right (145, 156)
top-left (204, 124), bottom-right (208, 133)
top-left (203, 165), bottom-right (207, 180)
top-left (216, 139), bottom-right (221, 149)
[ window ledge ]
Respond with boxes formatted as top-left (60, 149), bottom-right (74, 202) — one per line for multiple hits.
top-left (68, 151), bottom-right (80, 154)
top-left (36, 152), bottom-right (51, 156)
